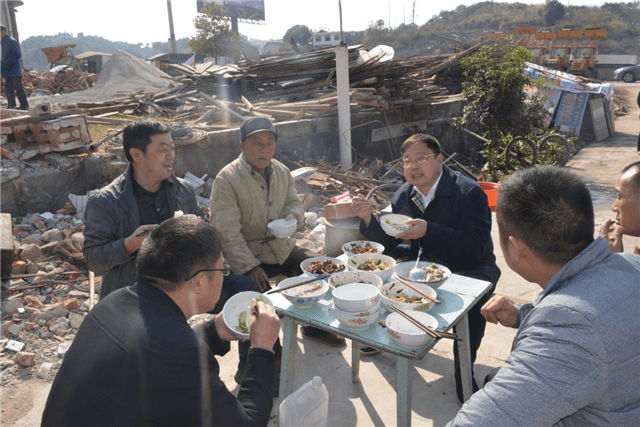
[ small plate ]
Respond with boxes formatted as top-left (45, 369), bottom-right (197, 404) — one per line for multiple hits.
top-left (394, 261), bottom-right (451, 286)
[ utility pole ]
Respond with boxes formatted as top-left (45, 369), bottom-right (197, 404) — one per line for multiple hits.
top-left (412, 0), bottom-right (417, 25)
top-left (166, 0), bottom-right (177, 53)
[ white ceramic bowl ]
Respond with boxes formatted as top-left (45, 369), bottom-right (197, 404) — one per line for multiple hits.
top-left (346, 253), bottom-right (396, 283)
top-left (300, 257), bottom-right (347, 278)
top-left (393, 261), bottom-right (452, 288)
top-left (327, 270), bottom-right (383, 292)
top-left (333, 298), bottom-right (381, 317)
top-left (331, 283), bottom-right (381, 313)
top-left (380, 214), bottom-right (412, 236)
top-left (267, 218), bottom-right (297, 239)
top-left (277, 277), bottom-right (329, 308)
top-left (222, 291), bottom-right (274, 340)
top-left (333, 305), bottom-right (380, 330)
top-left (385, 310), bottom-right (439, 348)
top-left (379, 281), bottom-right (437, 313)
top-left (341, 240), bottom-right (385, 258)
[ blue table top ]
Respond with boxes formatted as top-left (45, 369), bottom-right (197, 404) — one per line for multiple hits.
top-left (269, 272), bottom-right (492, 359)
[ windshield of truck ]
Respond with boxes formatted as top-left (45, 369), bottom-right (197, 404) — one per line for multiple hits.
top-left (575, 47), bottom-right (591, 57)
top-left (551, 48), bottom-right (566, 58)
top-left (527, 48), bottom-right (542, 58)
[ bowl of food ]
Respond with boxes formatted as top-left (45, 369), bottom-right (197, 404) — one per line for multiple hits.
top-left (267, 218), bottom-right (297, 239)
top-left (332, 305), bottom-right (380, 330)
top-left (327, 270), bottom-right (383, 292)
top-left (385, 310), bottom-right (439, 348)
top-left (379, 281), bottom-right (437, 313)
top-left (300, 257), bottom-right (346, 278)
top-left (346, 253), bottom-right (396, 283)
top-left (222, 291), bottom-right (274, 340)
top-left (394, 261), bottom-right (451, 288)
top-left (331, 283), bottom-right (380, 313)
top-left (341, 240), bottom-right (385, 258)
top-left (380, 214), bottom-right (412, 237)
top-left (277, 277), bottom-right (329, 308)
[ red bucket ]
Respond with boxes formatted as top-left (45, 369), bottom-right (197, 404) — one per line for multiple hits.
top-left (478, 182), bottom-right (500, 211)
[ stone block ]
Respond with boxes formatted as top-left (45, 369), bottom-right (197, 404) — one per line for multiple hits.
top-left (11, 260), bottom-right (27, 275)
top-left (42, 229), bottom-right (64, 243)
top-left (32, 216), bottom-right (46, 230)
top-left (37, 362), bottom-right (53, 379)
top-left (68, 312), bottom-right (84, 329)
top-left (19, 244), bottom-right (43, 262)
top-left (1, 320), bottom-right (15, 336)
top-left (1, 300), bottom-right (24, 316)
top-left (49, 318), bottom-right (70, 336)
top-left (24, 294), bottom-right (43, 309)
top-left (8, 324), bottom-right (21, 336)
top-left (32, 302), bottom-right (68, 323)
top-left (13, 351), bottom-right (36, 367)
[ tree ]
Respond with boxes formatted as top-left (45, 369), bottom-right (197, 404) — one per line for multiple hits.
top-left (544, 1), bottom-right (566, 26)
top-left (188, 3), bottom-right (240, 64)
top-left (283, 25), bottom-right (312, 50)
top-left (457, 42), bottom-right (548, 180)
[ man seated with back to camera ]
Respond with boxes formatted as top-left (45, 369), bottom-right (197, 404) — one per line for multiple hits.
top-left (352, 133), bottom-right (500, 403)
top-left (82, 119), bottom-right (271, 386)
top-left (42, 217), bottom-right (281, 427)
top-left (446, 166), bottom-right (639, 426)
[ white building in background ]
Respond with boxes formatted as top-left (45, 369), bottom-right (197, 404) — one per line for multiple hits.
top-left (312, 31), bottom-right (341, 49)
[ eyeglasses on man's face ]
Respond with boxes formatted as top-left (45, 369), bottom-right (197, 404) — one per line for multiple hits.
top-left (402, 153), bottom-right (437, 168)
top-left (185, 264), bottom-right (231, 282)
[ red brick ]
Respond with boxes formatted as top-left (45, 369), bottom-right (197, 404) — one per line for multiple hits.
top-left (24, 295), bottom-right (43, 309)
top-left (62, 297), bottom-right (80, 311)
top-left (11, 260), bottom-right (27, 275)
top-left (63, 202), bottom-right (77, 215)
top-left (19, 244), bottom-right (44, 262)
top-left (31, 216), bottom-right (46, 230)
top-left (24, 322), bottom-right (36, 331)
top-left (21, 236), bottom-right (42, 246)
top-left (13, 351), bottom-right (36, 367)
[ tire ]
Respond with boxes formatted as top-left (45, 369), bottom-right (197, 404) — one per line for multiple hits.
top-left (538, 134), bottom-right (571, 166)
top-left (505, 137), bottom-right (537, 171)
top-left (622, 71), bottom-right (636, 83)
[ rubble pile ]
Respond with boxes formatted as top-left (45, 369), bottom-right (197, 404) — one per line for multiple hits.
top-left (1, 207), bottom-right (94, 384)
top-left (23, 69), bottom-right (99, 96)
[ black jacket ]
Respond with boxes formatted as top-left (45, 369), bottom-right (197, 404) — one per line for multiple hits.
top-left (41, 282), bottom-right (276, 427)
top-left (361, 165), bottom-right (501, 285)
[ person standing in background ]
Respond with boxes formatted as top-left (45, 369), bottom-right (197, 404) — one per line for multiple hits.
top-left (1, 24), bottom-right (29, 110)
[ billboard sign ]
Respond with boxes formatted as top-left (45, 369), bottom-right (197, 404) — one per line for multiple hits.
top-left (196, 0), bottom-right (265, 21)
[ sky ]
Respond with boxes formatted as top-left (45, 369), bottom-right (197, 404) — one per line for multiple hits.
top-left (15, 0), bottom-right (622, 45)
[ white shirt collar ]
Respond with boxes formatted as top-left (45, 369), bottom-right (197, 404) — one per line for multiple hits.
top-left (414, 168), bottom-right (443, 209)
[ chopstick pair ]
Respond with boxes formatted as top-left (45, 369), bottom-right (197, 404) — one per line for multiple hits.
top-left (263, 276), bottom-right (325, 295)
top-left (387, 304), bottom-right (461, 341)
top-left (395, 276), bottom-right (441, 304)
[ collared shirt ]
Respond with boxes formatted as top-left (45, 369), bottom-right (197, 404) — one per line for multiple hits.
top-left (132, 177), bottom-right (174, 225)
top-left (413, 168), bottom-right (443, 211)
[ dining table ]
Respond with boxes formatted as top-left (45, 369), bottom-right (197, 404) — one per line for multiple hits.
top-left (268, 266), bottom-right (493, 427)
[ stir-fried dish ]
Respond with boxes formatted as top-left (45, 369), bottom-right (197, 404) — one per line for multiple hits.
top-left (305, 260), bottom-right (345, 274)
top-left (236, 311), bottom-right (248, 333)
top-left (422, 263), bottom-right (448, 282)
top-left (347, 242), bottom-right (380, 254)
top-left (356, 259), bottom-right (391, 271)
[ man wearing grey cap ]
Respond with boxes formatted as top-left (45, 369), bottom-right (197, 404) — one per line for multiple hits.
top-left (210, 117), bottom-right (345, 349)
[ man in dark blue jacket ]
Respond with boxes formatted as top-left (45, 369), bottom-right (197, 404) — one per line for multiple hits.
top-left (353, 133), bottom-right (500, 403)
top-left (42, 217), bottom-right (281, 426)
top-left (0, 25), bottom-right (29, 110)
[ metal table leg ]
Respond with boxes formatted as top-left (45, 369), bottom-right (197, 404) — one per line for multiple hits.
top-left (351, 340), bottom-right (360, 384)
top-left (456, 313), bottom-right (473, 401)
top-left (278, 317), bottom-right (298, 401)
top-left (396, 356), bottom-right (412, 427)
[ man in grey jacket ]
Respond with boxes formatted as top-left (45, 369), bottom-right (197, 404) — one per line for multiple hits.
top-left (447, 166), bottom-right (639, 426)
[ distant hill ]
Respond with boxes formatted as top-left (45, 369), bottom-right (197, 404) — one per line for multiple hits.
top-left (21, 33), bottom-right (192, 72)
top-left (20, 2), bottom-right (639, 72)
top-left (364, 1), bottom-right (639, 57)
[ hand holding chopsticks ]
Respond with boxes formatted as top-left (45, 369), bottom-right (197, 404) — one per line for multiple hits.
top-left (394, 276), bottom-right (441, 304)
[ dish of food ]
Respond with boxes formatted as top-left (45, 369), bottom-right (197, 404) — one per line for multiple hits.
top-left (347, 242), bottom-right (380, 254)
top-left (421, 263), bottom-right (448, 282)
top-left (394, 261), bottom-right (452, 285)
top-left (305, 259), bottom-right (346, 274)
top-left (236, 311), bottom-right (249, 333)
top-left (356, 259), bottom-right (392, 271)
top-left (386, 286), bottom-right (431, 304)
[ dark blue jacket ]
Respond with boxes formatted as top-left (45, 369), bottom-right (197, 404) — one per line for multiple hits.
top-left (41, 281), bottom-right (276, 426)
top-left (1, 33), bottom-right (23, 78)
top-left (361, 165), bottom-right (500, 284)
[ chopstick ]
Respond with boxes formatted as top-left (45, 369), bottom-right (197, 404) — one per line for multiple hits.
top-left (394, 276), bottom-right (441, 304)
top-left (264, 276), bottom-right (325, 295)
top-left (387, 304), bottom-right (442, 340)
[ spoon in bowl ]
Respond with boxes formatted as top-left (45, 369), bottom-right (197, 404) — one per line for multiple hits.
top-left (408, 247), bottom-right (427, 280)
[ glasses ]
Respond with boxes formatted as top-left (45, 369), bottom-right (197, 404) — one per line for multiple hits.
top-left (185, 264), bottom-right (231, 281)
top-left (402, 153), bottom-right (437, 168)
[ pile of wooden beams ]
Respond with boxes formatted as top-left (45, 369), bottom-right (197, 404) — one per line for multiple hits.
top-left (22, 70), bottom-right (99, 96)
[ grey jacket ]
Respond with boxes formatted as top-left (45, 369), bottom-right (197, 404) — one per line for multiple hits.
top-left (83, 165), bottom-right (200, 297)
top-left (447, 238), bottom-right (640, 427)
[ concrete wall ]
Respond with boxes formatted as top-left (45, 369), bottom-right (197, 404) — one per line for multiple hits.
top-left (2, 98), bottom-right (469, 217)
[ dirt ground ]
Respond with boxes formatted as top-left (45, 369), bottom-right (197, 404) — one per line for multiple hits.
top-left (1, 83), bottom-right (638, 427)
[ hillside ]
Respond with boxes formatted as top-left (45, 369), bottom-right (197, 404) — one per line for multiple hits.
top-left (19, 2), bottom-right (639, 72)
